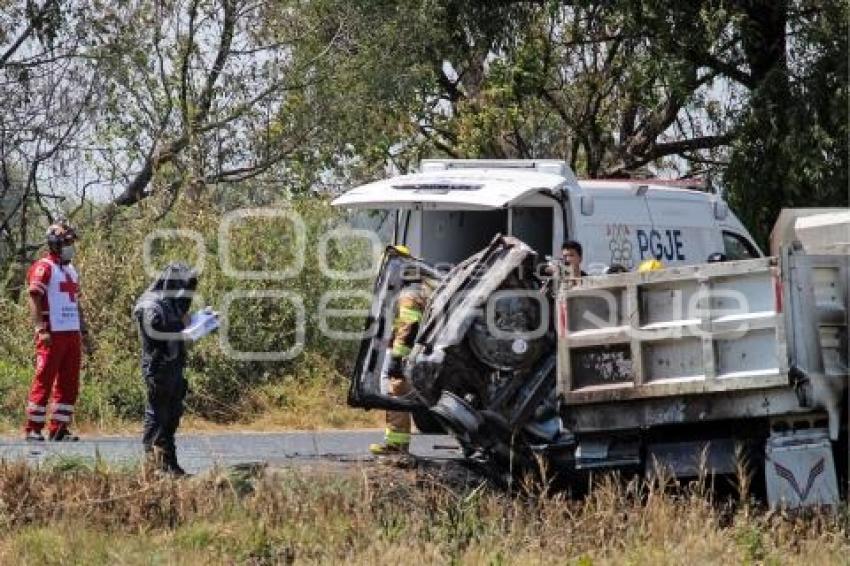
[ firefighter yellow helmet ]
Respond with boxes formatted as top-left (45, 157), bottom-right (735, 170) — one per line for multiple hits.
top-left (638, 259), bottom-right (664, 273)
top-left (392, 244), bottom-right (411, 256)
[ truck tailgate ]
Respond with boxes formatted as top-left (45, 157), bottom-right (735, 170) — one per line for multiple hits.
top-left (556, 258), bottom-right (789, 404)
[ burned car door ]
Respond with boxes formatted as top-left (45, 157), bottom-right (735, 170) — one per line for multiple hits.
top-left (347, 246), bottom-right (444, 412)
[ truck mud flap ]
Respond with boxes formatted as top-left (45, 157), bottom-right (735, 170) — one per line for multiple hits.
top-left (765, 428), bottom-right (840, 508)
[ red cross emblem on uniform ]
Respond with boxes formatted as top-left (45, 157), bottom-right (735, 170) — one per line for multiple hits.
top-left (59, 272), bottom-right (78, 303)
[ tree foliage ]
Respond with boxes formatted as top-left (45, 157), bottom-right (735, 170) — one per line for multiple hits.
top-left (0, 0), bottom-right (846, 264)
top-left (0, 0), bottom-right (100, 271)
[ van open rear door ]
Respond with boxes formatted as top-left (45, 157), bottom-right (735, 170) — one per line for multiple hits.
top-left (331, 169), bottom-right (565, 210)
top-left (338, 168), bottom-right (565, 411)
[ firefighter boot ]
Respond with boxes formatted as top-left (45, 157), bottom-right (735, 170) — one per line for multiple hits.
top-left (370, 382), bottom-right (413, 455)
top-left (369, 428), bottom-right (410, 455)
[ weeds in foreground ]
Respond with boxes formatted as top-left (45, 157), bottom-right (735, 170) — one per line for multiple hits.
top-left (0, 461), bottom-right (846, 564)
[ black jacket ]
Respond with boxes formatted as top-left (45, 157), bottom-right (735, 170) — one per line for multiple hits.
top-left (133, 263), bottom-right (198, 383)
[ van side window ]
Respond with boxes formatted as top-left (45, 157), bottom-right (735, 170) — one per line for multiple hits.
top-left (723, 231), bottom-right (759, 260)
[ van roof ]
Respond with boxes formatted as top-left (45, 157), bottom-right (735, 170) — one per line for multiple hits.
top-left (332, 163), bottom-right (723, 210)
top-left (577, 180), bottom-right (715, 202)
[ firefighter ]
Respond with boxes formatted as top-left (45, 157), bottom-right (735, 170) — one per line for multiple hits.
top-left (369, 249), bottom-right (435, 455)
top-left (24, 220), bottom-right (93, 442)
top-left (133, 263), bottom-right (198, 475)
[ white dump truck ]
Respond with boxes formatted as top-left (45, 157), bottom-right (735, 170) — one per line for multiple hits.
top-left (333, 160), bottom-right (849, 507)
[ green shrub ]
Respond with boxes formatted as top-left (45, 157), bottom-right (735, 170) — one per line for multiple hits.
top-left (0, 194), bottom-right (376, 427)
top-left (0, 358), bottom-right (31, 429)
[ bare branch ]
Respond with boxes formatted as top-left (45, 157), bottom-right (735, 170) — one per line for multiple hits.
top-left (0, 0), bottom-right (60, 68)
top-left (205, 125), bottom-right (317, 183)
top-left (180, 0), bottom-right (200, 128)
top-left (605, 134), bottom-right (734, 176)
top-left (683, 48), bottom-right (755, 89)
top-left (194, 0), bottom-right (237, 128)
top-left (435, 62), bottom-right (463, 103)
top-left (418, 125), bottom-right (459, 158)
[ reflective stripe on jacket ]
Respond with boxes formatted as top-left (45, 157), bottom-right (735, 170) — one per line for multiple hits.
top-left (390, 288), bottom-right (426, 359)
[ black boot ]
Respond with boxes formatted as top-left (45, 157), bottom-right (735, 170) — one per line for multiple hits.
top-left (164, 450), bottom-right (187, 476)
top-left (147, 447), bottom-right (187, 476)
top-left (48, 427), bottom-right (79, 442)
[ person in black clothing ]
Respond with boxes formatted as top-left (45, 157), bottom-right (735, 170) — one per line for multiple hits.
top-left (133, 262), bottom-right (198, 475)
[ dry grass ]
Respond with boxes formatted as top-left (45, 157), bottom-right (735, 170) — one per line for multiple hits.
top-left (0, 460), bottom-right (846, 565)
top-left (225, 367), bottom-right (385, 431)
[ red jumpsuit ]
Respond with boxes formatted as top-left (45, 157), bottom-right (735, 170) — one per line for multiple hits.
top-left (25, 253), bottom-right (82, 434)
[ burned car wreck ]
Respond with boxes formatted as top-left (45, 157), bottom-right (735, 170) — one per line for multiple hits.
top-left (350, 236), bottom-right (572, 473)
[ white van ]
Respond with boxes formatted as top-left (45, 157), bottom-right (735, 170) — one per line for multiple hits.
top-left (332, 159), bottom-right (761, 271)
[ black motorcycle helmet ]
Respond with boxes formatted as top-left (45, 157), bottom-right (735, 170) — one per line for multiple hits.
top-left (150, 262), bottom-right (199, 315)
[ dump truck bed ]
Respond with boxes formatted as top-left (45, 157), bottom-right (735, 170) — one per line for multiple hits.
top-left (556, 251), bottom-right (848, 434)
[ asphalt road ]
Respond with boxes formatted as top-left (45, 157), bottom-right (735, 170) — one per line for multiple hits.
top-left (0, 430), bottom-right (463, 474)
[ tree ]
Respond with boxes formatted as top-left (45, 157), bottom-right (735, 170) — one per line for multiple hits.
top-left (588, 0), bottom-right (847, 243)
top-left (0, 0), bottom-right (101, 296)
top-left (297, 0), bottom-right (847, 244)
top-left (297, 1), bottom-right (738, 179)
top-left (0, 0), bottom-right (844, 251)
top-left (81, 0), bottom-right (340, 209)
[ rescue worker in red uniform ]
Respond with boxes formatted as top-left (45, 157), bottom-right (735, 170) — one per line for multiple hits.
top-left (24, 221), bottom-right (93, 441)
top-left (369, 250), bottom-right (436, 455)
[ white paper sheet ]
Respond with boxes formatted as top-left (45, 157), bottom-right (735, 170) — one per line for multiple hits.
top-left (182, 309), bottom-right (220, 341)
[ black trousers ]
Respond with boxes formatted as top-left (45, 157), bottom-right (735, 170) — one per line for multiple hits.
top-left (142, 365), bottom-right (187, 455)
